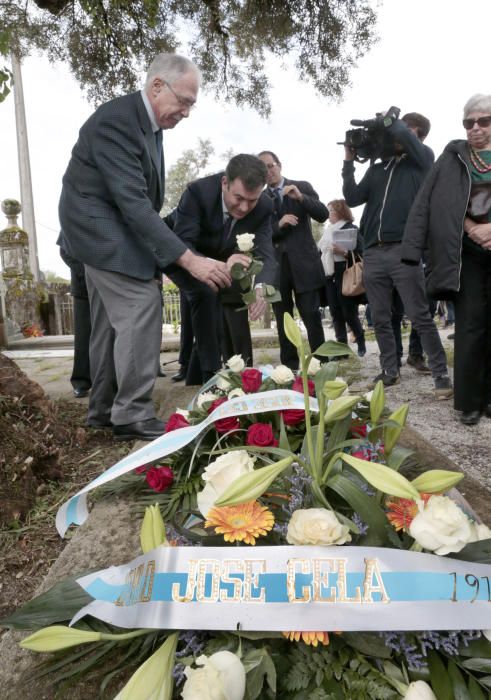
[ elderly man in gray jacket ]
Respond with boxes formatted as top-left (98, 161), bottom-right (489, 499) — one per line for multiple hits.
top-left (58, 53), bottom-right (231, 441)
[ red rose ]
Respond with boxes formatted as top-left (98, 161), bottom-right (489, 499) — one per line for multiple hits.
top-left (165, 412), bottom-right (190, 433)
top-left (351, 423), bottom-right (368, 438)
top-left (241, 368), bottom-right (263, 393)
top-left (281, 409), bottom-right (305, 426)
top-left (146, 465), bottom-right (174, 492)
top-left (208, 397), bottom-right (240, 434)
top-left (246, 423), bottom-right (279, 447)
top-left (135, 464), bottom-right (148, 474)
top-left (292, 376), bottom-right (315, 396)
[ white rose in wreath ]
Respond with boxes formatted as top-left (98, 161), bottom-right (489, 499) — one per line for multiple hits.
top-left (216, 375), bottom-right (231, 390)
top-left (409, 495), bottom-right (475, 555)
top-left (307, 357), bottom-right (322, 375)
top-left (470, 522), bottom-right (491, 542)
top-left (270, 364), bottom-right (295, 385)
top-left (287, 508), bottom-right (351, 546)
top-left (182, 651), bottom-right (246, 700)
top-left (197, 450), bottom-right (255, 517)
top-left (196, 391), bottom-right (219, 408)
top-left (236, 233), bottom-right (255, 252)
top-left (226, 354), bottom-right (245, 372)
top-left (404, 680), bottom-right (437, 699)
top-left (228, 388), bottom-right (245, 399)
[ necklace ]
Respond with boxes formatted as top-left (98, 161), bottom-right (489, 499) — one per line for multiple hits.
top-left (469, 146), bottom-right (491, 173)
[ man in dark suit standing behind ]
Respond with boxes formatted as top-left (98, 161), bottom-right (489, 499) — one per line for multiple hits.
top-left (258, 151), bottom-right (328, 369)
top-left (58, 53), bottom-right (232, 441)
top-left (168, 154), bottom-right (277, 381)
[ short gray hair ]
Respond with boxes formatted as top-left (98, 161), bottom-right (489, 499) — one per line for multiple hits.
top-left (145, 53), bottom-right (201, 89)
top-left (463, 93), bottom-right (491, 117)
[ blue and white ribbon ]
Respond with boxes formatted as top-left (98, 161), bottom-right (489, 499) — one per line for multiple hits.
top-left (56, 390), bottom-right (318, 537)
top-left (72, 545), bottom-right (491, 631)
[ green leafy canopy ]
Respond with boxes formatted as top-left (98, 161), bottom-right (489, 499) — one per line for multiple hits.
top-left (0, 0), bottom-right (378, 115)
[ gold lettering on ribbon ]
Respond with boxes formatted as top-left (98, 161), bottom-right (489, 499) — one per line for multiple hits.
top-left (336, 558), bottom-right (362, 603)
top-left (312, 559), bottom-right (336, 602)
top-left (196, 559), bottom-right (220, 603)
top-left (362, 558), bottom-right (390, 603)
top-left (243, 560), bottom-right (266, 602)
top-left (287, 558), bottom-right (311, 602)
top-left (172, 559), bottom-right (199, 602)
top-left (139, 560), bottom-right (156, 603)
top-left (220, 560), bottom-right (244, 602)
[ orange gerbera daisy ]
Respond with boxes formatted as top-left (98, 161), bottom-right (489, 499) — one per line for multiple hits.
top-left (386, 493), bottom-right (432, 532)
top-left (205, 501), bottom-right (274, 545)
top-left (282, 631), bottom-right (330, 647)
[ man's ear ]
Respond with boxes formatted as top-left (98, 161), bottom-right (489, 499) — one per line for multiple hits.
top-left (221, 175), bottom-right (229, 190)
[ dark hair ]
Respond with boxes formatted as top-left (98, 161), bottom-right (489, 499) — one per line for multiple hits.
top-left (257, 150), bottom-right (281, 166)
top-left (327, 199), bottom-right (354, 222)
top-left (225, 154), bottom-right (267, 190)
top-left (402, 112), bottom-right (431, 140)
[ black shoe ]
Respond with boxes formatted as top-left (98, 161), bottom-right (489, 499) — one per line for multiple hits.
top-left (407, 355), bottom-right (431, 374)
top-left (460, 410), bottom-right (481, 426)
top-left (171, 366), bottom-right (187, 382)
top-left (86, 418), bottom-right (112, 429)
top-left (113, 418), bottom-right (166, 441)
top-left (73, 387), bottom-right (90, 398)
top-left (357, 348), bottom-right (366, 358)
top-left (371, 371), bottom-right (400, 388)
top-left (447, 332), bottom-right (455, 340)
top-left (157, 366), bottom-right (166, 377)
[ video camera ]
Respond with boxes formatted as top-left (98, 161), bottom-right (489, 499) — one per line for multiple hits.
top-left (340, 106), bottom-right (401, 163)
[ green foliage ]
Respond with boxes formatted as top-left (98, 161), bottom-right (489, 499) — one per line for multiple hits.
top-left (162, 138), bottom-right (214, 213)
top-left (0, 0), bottom-right (378, 114)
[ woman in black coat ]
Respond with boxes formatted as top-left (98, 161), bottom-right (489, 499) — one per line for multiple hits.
top-left (402, 93), bottom-right (491, 425)
top-left (318, 199), bottom-right (366, 357)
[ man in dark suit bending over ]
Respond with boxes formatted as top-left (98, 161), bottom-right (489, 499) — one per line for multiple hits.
top-left (58, 53), bottom-right (231, 441)
top-left (168, 154), bottom-right (277, 382)
top-left (258, 151), bottom-right (328, 369)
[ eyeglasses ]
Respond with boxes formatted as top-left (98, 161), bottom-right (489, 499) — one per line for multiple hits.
top-left (163, 80), bottom-right (196, 111)
top-left (462, 116), bottom-right (491, 130)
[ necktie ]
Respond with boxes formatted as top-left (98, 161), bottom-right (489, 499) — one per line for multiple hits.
top-left (223, 214), bottom-right (233, 244)
top-left (155, 129), bottom-right (163, 175)
top-left (271, 187), bottom-right (282, 217)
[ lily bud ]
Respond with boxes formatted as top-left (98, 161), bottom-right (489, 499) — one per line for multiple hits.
top-left (140, 504), bottom-right (167, 554)
top-left (340, 453), bottom-right (419, 500)
top-left (411, 469), bottom-right (464, 494)
top-left (322, 380), bottom-right (348, 401)
top-left (20, 625), bottom-right (102, 652)
top-left (283, 312), bottom-right (302, 349)
top-left (114, 632), bottom-right (178, 700)
top-left (404, 680), bottom-right (437, 699)
top-left (324, 395), bottom-right (361, 422)
top-left (369, 380), bottom-right (385, 424)
top-left (215, 455), bottom-right (294, 506)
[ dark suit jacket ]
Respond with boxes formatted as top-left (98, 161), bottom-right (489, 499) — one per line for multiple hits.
top-left (57, 91), bottom-right (187, 281)
top-left (168, 172), bottom-right (277, 302)
top-left (270, 177), bottom-right (328, 293)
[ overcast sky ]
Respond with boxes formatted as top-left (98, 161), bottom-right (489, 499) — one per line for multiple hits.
top-left (0, 0), bottom-right (489, 277)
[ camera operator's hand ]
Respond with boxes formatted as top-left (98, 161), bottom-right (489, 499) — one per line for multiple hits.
top-left (344, 145), bottom-right (355, 161)
top-left (279, 214), bottom-right (299, 228)
top-left (282, 184), bottom-right (304, 202)
top-left (332, 244), bottom-right (348, 257)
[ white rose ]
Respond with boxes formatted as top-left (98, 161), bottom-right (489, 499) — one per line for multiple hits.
top-left (409, 495), bottom-right (475, 556)
top-left (470, 522), bottom-right (491, 542)
top-left (182, 651), bottom-right (246, 700)
top-left (228, 388), bottom-right (245, 399)
top-left (226, 354), bottom-right (245, 372)
top-left (307, 357), bottom-right (322, 375)
top-left (197, 391), bottom-right (218, 408)
top-left (197, 450), bottom-right (255, 517)
top-left (216, 375), bottom-right (231, 390)
top-left (176, 408), bottom-right (190, 419)
top-left (236, 233), bottom-right (255, 252)
top-left (270, 364), bottom-right (295, 384)
top-left (286, 508), bottom-right (352, 546)
top-left (404, 680), bottom-right (437, 700)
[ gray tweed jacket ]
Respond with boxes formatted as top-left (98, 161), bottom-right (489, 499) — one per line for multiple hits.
top-left (57, 91), bottom-right (187, 280)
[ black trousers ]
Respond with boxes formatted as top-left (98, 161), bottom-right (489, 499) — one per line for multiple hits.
top-left (273, 254), bottom-right (325, 369)
top-left (391, 288), bottom-right (424, 361)
top-left (71, 294), bottom-right (92, 391)
top-left (326, 262), bottom-right (365, 348)
top-left (178, 290), bottom-right (193, 368)
top-left (222, 304), bottom-right (253, 366)
top-left (453, 246), bottom-right (491, 412)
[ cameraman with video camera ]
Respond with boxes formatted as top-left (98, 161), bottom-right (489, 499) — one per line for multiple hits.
top-left (342, 110), bottom-right (453, 397)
